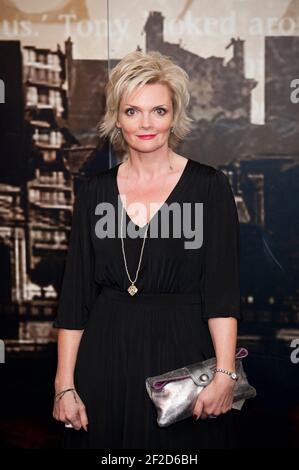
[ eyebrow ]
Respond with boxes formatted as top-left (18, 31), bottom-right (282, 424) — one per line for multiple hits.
top-left (124, 104), bottom-right (168, 109)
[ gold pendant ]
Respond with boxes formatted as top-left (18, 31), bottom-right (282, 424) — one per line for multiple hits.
top-left (128, 284), bottom-right (138, 296)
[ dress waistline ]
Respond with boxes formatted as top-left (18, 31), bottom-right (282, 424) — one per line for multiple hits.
top-left (100, 285), bottom-right (202, 306)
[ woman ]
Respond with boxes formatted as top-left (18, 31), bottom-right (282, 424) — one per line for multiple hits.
top-left (52, 50), bottom-right (242, 449)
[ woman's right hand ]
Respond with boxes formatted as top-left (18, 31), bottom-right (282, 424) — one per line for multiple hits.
top-left (52, 389), bottom-right (89, 431)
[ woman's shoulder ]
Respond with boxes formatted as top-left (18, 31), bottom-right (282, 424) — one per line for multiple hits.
top-left (80, 164), bottom-right (117, 193)
top-left (187, 159), bottom-right (231, 202)
top-left (190, 159), bottom-right (230, 185)
top-left (188, 158), bottom-right (226, 187)
top-left (71, 167), bottom-right (116, 212)
top-left (188, 158), bottom-right (220, 178)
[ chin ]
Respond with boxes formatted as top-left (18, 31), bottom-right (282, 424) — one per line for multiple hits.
top-left (128, 142), bottom-right (159, 152)
top-left (134, 146), bottom-right (158, 153)
top-left (128, 136), bottom-right (168, 151)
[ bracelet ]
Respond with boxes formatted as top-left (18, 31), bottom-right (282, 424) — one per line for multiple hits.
top-left (54, 388), bottom-right (77, 403)
top-left (213, 368), bottom-right (238, 381)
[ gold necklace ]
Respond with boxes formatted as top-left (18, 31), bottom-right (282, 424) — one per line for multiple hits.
top-left (120, 153), bottom-right (174, 296)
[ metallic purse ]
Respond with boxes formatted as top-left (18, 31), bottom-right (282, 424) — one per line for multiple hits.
top-left (145, 347), bottom-right (257, 427)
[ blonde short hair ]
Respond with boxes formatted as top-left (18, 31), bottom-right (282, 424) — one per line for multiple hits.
top-left (97, 50), bottom-right (194, 154)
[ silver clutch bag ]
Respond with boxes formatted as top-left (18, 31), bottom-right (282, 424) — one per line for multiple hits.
top-left (145, 347), bottom-right (257, 427)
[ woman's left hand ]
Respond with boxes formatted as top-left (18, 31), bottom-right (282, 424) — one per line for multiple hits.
top-left (192, 373), bottom-right (236, 420)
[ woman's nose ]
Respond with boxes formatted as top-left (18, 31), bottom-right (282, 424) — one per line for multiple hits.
top-left (139, 114), bottom-right (152, 128)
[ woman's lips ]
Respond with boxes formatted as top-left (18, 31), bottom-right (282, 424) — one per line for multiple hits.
top-left (137, 134), bottom-right (157, 140)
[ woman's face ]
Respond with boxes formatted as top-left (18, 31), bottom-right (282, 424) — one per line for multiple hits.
top-left (116, 83), bottom-right (174, 152)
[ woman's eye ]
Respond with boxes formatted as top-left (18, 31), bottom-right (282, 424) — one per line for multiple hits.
top-left (156, 108), bottom-right (167, 115)
top-left (125, 108), bottom-right (135, 116)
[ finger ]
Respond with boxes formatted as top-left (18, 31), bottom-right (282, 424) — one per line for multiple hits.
top-left (200, 401), bottom-right (207, 419)
top-left (222, 398), bottom-right (233, 412)
top-left (78, 405), bottom-right (89, 432)
top-left (72, 418), bottom-right (82, 431)
top-left (203, 405), bottom-right (220, 418)
top-left (66, 414), bottom-right (82, 431)
top-left (193, 399), bottom-right (204, 420)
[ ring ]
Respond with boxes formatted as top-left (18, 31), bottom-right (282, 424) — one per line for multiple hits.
top-left (65, 422), bottom-right (73, 428)
top-left (208, 415), bottom-right (217, 419)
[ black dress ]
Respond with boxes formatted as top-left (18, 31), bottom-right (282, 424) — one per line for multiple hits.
top-left (53, 158), bottom-right (242, 449)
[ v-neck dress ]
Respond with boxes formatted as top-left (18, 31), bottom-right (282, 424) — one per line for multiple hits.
top-left (53, 157), bottom-right (242, 449)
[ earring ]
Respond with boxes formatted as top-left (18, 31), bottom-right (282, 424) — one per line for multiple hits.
top-left (116, 127), bottom-right (121, 134)
top-left (170, 127), bottom-right (174, 133)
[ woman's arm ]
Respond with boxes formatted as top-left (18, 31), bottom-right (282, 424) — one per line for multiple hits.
top-left (54, 329), bottom-right (84, 391)
top-left (53, 329), bottom-right (88, 431)
top-left (208, 317), bottom-right (238, 370)
top-left (193, 317), bottom-right (238, 420)
top-left (52, 180), bottom-right (95, 432)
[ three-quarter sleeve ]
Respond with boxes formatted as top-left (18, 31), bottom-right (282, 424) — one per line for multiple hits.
top-left (202, 169), bottom-right (242, 322)
top-left (53, 179), bottom-right (99, 330)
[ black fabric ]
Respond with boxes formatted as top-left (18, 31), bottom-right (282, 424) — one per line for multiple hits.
top-left (53, 158), bottom-right (242, 449)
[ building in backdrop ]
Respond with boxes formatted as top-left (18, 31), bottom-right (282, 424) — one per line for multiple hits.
top-left (0, 10), bottom-right (298, 352)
